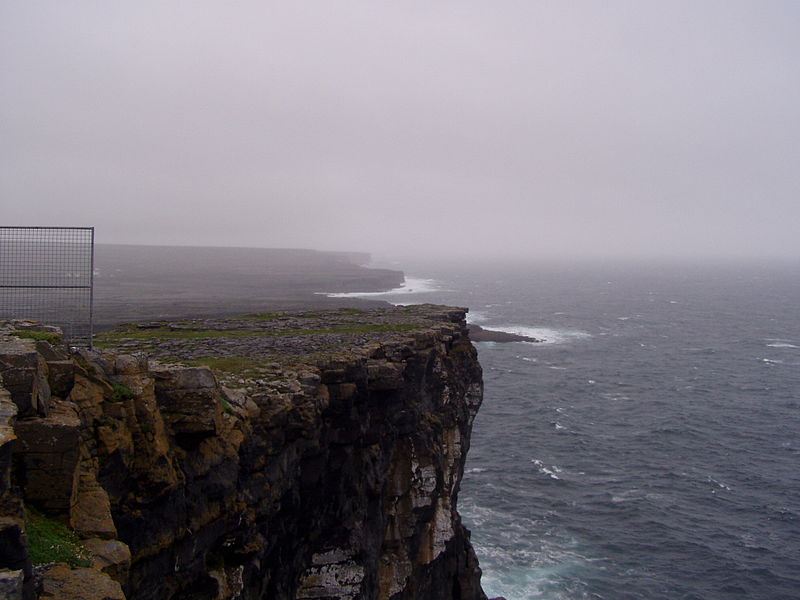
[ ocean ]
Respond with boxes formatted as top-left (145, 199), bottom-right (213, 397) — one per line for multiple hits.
top-left (332, 259), bottom-right (800, 599)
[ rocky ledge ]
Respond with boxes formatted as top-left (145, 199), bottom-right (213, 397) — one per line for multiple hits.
top-left (466, 325), bottom-right (540, 344)
top-left (0, 306), bottom-right (487, 600)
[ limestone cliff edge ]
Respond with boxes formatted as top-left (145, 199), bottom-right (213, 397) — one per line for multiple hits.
top-left (0, 306), bottom-right (487, 600)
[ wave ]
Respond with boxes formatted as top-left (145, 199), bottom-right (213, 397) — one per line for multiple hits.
top-left (707, 476), bottom-right (732, 491)
top-left (466, 310), bottom-right (489, 324)
top-left (488, 324), bottom-right (592, 344)
top-left (532, 459), bottom-right (563, 480)
top-left (318, 276), bottom-right (442, 299)
top-left (766, 342), bottom-right (798, 349)
top-left (460, 500), bottom-right (597, 600)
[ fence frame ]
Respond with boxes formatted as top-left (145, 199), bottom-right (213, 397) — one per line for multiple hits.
top-left (0, 226), bottom-right (95, 347)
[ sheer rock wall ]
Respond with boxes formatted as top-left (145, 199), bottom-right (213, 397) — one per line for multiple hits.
top-left (0, 308), bottom-right (487, 600)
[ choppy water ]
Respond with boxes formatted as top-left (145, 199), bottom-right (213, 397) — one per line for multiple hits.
top-left (352, 259), bottom-right (800, 599)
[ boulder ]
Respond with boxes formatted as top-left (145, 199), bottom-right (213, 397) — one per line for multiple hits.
top-left (152, 367), bottom-right (223, 442)
top-left (45, 360), bottom-right (76, 399)
top-left (13, 403), bottom-right (81, 514)
top-left (0, 397), bottom-right (17, 498)
top-left (0, 337), bottom-right (51, 418)
top-left (0, 569), bottom-right (24, 600)
top-left (70, 469), bottom-right (117, 539)
top-left (40, 564), bottom-right (125, 600)
top-left (84, 538), bottom-right (131, 587)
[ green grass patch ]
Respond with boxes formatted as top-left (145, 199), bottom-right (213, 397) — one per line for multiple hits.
top-left (11, 330), bottom-right (63, 345)
top-left (95, 322), bottom-right (425, 344)
top-left (110, 382), bottom-right (135, 402)
top-left (334, 307), bottom-right (367, 315)
top-left (26, 506), bottom-right (91, 567)
top-left (95, 327), bottom-right (256, 342)
top-left (186, 356), bottom-right (263, 374)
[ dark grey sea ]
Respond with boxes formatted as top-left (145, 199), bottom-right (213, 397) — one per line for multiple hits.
top-left (341, 259), bottom-right (800, 599)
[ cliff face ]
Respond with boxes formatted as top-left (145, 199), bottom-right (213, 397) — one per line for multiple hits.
top-left (0, 307), bottom-right (486, 600)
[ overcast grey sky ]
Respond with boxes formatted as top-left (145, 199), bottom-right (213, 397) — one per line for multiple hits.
top-left (2, 1), bottom-right (799, 260)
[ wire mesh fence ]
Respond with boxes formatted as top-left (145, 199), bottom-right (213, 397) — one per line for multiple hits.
top-left (0, 226), bottom-right (94, 347)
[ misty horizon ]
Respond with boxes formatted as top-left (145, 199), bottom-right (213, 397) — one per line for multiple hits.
top-left (2, 2), bottom-right (800, 261)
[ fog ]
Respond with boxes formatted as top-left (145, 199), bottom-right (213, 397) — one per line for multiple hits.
top-left (2, 1), bottom-right (799, 260)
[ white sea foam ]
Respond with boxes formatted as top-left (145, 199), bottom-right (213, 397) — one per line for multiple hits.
top-left (767, 342), bottom-right (798, 348)
top-left (532, 459), bottom-right (562, 479)
top-left (487, 324), bottom-right (591, 344)
top-left (601, 392), bottom-right (631, 402)
top-left (318, 276), bottom-right (442, 299)
top-left (611, 489), bottom-right (643, 503)
top-left (460, 499), bottom-right (597, 600)
top-left (466, 310), bottom-right (489, 324)
top-left (708, 476), bottom-right (731, 491)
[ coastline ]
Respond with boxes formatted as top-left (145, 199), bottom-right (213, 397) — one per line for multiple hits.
top-left (91, 245), bottom-right (404, 330)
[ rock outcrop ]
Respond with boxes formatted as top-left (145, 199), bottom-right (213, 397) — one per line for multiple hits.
top-left (0, 307), bottom-right (487, 600)
top-left (467, 325), bottom-right (540, 343)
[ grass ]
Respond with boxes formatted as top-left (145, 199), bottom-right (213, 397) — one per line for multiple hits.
top-left (11, 330), bottom-right (63, 345)
top-left (26, 506), bottom-right (91, 567)
top-left (284, 323), bottom-right (423, 335)
top-left (96, 327), bottom-right (256, 342)
top-left (95, 322), bottom-right (424, 343)
top-left (185, 356), bottom-right (264, 374)
top-left (111, 382), bottom-right (135, 402)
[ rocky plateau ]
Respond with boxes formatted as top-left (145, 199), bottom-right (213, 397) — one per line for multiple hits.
top-left (0, 305), bottom-right (489, 600)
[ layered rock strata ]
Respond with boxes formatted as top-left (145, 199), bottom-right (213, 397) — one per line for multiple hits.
top-left (0, 306), bottom-right (487, 600)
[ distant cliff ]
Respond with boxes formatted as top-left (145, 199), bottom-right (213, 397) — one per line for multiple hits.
top-left (0, 306), bottom-right (487, 600)
top-left (92, 245), bottom-right (405, 329)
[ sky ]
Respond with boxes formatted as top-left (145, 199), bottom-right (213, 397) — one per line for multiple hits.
top-left (2, 1), bottom-right (799, 261)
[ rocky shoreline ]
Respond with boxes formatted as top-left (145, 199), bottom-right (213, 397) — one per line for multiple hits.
top-left (467, 324), bottom-right (540, 343)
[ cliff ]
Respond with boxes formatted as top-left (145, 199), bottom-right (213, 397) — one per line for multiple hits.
top-left (0, 306), bottom-right (487, 600)
top-left (92, 245), bottom-right (405, 329)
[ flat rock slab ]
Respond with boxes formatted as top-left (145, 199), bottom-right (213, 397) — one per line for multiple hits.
top-left (0, 334), bottom-right (51, 418)
top-left (40, 564), bottom-right (125, 600)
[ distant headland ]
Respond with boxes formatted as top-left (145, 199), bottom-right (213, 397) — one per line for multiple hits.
top-left (92, 245), bottom-right (404, 329)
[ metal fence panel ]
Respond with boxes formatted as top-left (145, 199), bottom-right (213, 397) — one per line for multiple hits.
top-left (0, 226), bottom-right (94, 347)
